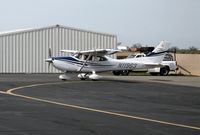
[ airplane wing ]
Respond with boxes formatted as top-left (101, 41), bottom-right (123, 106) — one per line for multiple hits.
top-left (60, 50), bottom-right (79, 54)
top-left (61, 49), bottom-right (121, 55)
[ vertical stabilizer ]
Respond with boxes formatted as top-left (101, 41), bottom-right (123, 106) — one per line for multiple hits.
top-left (152, 41), bottom-right (170, 53)
top-left (142, 41), bottom-right (170, 64)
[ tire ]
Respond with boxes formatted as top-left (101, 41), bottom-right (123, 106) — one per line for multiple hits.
top-left (160, 66), bottom-right (170, 76)
top-left (112, 71), bottom-right (121, 76)
top-left (120, 70), bottom-right (130, 76)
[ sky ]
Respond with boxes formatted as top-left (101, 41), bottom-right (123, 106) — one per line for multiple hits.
top-left (0, 0), bottom-right (200, 49)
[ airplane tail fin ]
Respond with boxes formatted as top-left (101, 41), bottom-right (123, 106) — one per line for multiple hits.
top-left (143, 41), bottom-right (170, 66)
top-left (151, 40), bottom-right (170, 53)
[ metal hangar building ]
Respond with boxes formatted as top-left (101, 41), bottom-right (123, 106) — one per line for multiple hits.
top-left (0, 24), bottom-right (117, 73)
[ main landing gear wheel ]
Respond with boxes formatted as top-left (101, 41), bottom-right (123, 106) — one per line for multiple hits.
top-left (120, 70), bottom-right (130, 76)
top-left (112, 70), bottom-right (129, 76)
top-left (112, 71), bottom-right (121, 76)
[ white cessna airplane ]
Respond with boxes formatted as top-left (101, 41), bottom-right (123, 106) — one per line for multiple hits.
top-left (46, 41), bottom-right (170, 80)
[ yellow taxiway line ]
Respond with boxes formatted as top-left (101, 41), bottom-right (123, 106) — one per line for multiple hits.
top-left (1, 81), bottom-right (200, 131)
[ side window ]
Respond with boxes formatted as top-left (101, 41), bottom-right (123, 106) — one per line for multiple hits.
top-left (84, 55), bottom-right (89, 60)
top-left (82, 55), bottom-right (94, 61)
top-left (99, 56), bottom-right (107, 61)
top-left (75, 54), bottom-right (108, 61)
top-left (88, 56), bottom-right (93, 61)
top-left (94, 56), bottom-right (100, 61)
top-left (163, 54), bottom-right (173, 61)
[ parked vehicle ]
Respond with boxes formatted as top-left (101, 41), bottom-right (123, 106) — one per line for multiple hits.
top-left (148, 53), bottom-right (177, 76)
top-left (112, 53), bottom-right (177, 76)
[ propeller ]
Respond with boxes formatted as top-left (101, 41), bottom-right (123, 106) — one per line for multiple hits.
top-left (49, 48), bottom-right (52, 58)
top-left (45, 48), bottom-right (53, 72)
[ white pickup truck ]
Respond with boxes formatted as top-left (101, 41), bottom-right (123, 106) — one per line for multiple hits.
top-left (113, 53), bottom-right (177, 76)
top-left (147, 53), bottom-right (177, 75)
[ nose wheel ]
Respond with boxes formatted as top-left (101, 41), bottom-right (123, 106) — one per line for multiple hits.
top-left (59, 74), bottom-right (70, 81)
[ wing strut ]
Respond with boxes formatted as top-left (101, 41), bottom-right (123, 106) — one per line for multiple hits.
top-left (78, 53), bottom-right (92, 72)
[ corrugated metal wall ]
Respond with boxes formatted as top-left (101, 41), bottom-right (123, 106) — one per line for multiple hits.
top-left (0, 25), bottom-right (117, 73)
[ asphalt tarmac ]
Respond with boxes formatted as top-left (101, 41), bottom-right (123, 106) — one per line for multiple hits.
top-left (0, 74), bottom-right (200, 135)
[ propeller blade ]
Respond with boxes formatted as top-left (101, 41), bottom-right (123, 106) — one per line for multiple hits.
top-left (48, 62), bottom-right (50, 73)
top-left (49, 48), bottom-right (52, 58)
top-left (47, 48), bottom-right (53, 73)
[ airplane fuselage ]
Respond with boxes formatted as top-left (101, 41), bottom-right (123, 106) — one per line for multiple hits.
top-left (52, 56), bottom-right (149, 73)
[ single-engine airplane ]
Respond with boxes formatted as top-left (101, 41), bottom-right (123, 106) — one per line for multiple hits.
top-left (46, 41), bottom-right (170, 80)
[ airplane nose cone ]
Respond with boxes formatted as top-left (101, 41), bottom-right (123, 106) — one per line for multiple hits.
top-left (45, 58), bottom-right (53, 63)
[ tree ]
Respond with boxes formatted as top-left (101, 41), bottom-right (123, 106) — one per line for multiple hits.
top-left (170, 46), bottom-right (200, 54)
top-left (169, 46), bottom-right (179, 53)
top-left (131, 43), bottom-right (142, 48)
top-left (188, 46), bottom-right (198, 54)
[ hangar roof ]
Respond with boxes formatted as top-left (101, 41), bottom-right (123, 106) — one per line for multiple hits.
top-left (0, 24), bottom-right (116, 37)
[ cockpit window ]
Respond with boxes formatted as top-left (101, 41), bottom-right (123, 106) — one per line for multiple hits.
top-left (74, 54), bottom-right (107, 61)
top-left (74, 54), bottom-right (81, 59)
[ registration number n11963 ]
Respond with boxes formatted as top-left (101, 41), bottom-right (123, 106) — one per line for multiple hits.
top-left (118, 63), bottom-right (137, 69)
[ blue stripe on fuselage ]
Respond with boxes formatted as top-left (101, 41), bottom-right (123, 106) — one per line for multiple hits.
top-left (53, 56), bottom-right (84, 65)
top-left (53, 56), bottom-right (79, 61)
